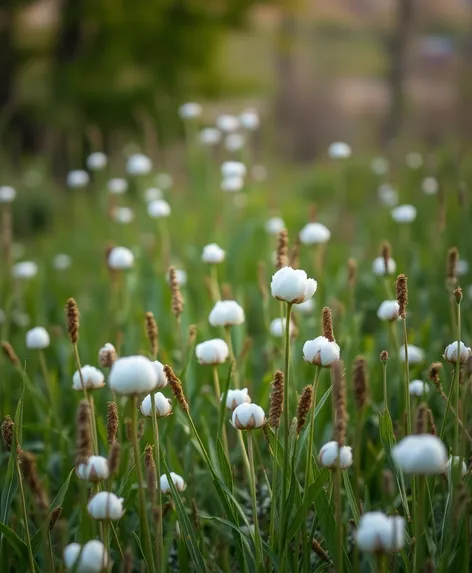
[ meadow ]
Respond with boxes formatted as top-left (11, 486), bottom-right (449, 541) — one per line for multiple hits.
top-left (0, 106), bottom-right (471, 573)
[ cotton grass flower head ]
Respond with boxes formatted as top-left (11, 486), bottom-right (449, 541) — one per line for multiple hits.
top-left (409, 380), bottom-right (429, 396)
top-left (446, 456), bottom-right (467, 481)
top-left (26, 327), bottom-right (50, 350)
top-left (113, 207), bottom-right (134, 224)
top-left (293, 298), bottom-right (315, 315)
top-left (377, 183), bottom-right (398, 207)
top-left (399, 344), bottom-right (425, 364)
top-left (265, 217), bottom-right (285, 235)
top-left (271, 266), bottom-right (317, 304)
top-left (443, 341), bottom-right (471, 364)
top-left (209, 300), bottom-right (245, 327)
top-left (319, 441), bottom-right (353, 469)
top-left (109, 355), bottom-right (158, 395)
top-left (391, 204), bottom-right (417, 223)
top-left (225, 133), bottom-right (245, 152)
top-left (216, 114), bottom-right (240, 133)
top-left (12, 260), bottom-right (38, 279)
top-left (73, 366), bottom-right (105, 391)
top-left (303, 336), bottom-right (340, 367)
top-left (370, 157), bottom-right (389, 175)
top-left (76, 456), bottom-right (110, 483)
top-left (140, 392), bottom-right (172, 418)
top-left (299, 222), bottom-right (331, 245)
top-left (269, 318), bottom-right (296, 338)
top-left (0, 186), bottom-right (16, 203)
top-left (148, 199), bottom-right (171, 219)
top-left (151, 361), bottom-right (168, 389)
top-left (53, 253), bottom-right (72, 270)
top-left (422, 177), bottom-right (438, 195)
top-left (199, 127), bottom-right (221, 146)
top-left (67, 170), bottom-right (89, 188)
top-left (179, 102), bottom-right (202, 119)
top-left (87, 491), bottom-right (124, 520)
top-left (372, 256), bottom-right (396, 276)
top-left (405, 151), bottom-right (423, 169)
top-left (196, 338), bottom-right (229, 365)
top-left (202, 243), bottom-right (225, 264)
top-left (126, 153), bottom-right (152, 176)
top-left (108, 246), bottom-right (134, 270)
top-left (221, 161), bottom-right (246, 178)
top-left (64, 540), bottom-right (109, 573)
top-left (86, 152), bottom-right (107, 171)
top-left (355, 512), bottom-right (405, 553)
top-left (232, 403), bottom-right (266, 430)
top-left (377, 300), bottom-right (400, 321)
top-left (221, 175), bottom-right (244, 193)
top-left (328, 142), bottom-right (351, 159)
top-left (240, 108), bottom-right (260, 130)
top-left (392, 434), bottom-right (447, 474)
top-left (160, 472), bottom-right (186, 494)
top-left (107, 178), bottom-right (128, 195)
top-left (224, 388), bottom-right (251, 410)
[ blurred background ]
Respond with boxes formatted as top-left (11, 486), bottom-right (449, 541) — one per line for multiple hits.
top-left (1, 0), bottom-right (471, 168)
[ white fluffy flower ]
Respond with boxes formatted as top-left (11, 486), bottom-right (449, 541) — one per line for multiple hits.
top-left (303, 336), bottom-right (340, 367)
top-left (446, 456), bottom-right (467, 481)
top-left (409, 380), bottom-right (429, 396)
top-left (108, 178), bottom-right (128, 195)
top-left (232, 403), bottom-right (266, 430)
top-left (265, 217), bottom-right (285, 235)
top-left (53, 253), bottom-right (72, 270)
top-left (422, 177), bottom-right (438, 195)
top-left (370, 157), bottom-right (389, 176)
top-left (144, 188), bottom-right (162, 203)
top-left (196, 339), bottom-right (229, 365)
top-left (179, 102), bottom-right (202, 119)
top-left (86, 152), bottom-right (107, 171)
top-left (269, 318), bottom-right (296, 338)
top-left (26, 327), bottom-right (50, 350)
top-left (399, 344), bottom-right (425, 364)
top-left (225, 133), bottom-right (245, 152)
top-left (391, 204), bottom-right (417, 223)
top-left (0, 186), bottom-right (16, 203)
top-left (88, 492), bottom-right (124, 520)
top-left (216, 114), bottom-right (240, 133)
top-left (224, 388), bottom-right (251, 410)
top-left (392, 434), bottom-right (447, 474)
top-left (140, 392), bottom-right (172, 418)
top-left (109, 355), bottom-right (158, 395)
top-left (328, 142), bottom-right (351, 159)
top-left (76, 456), bottom-right (110, 483)
top-left (108, 246), bottom-right (134, 270)
top-left (209, 300), bottom-right (245, 327)
top-left (377, 300), bottom-right (400, 321)
top-left (155, 173), bottom-right (173, 190)
top-left (199, 127), bottom-right (221, 146)
top-left (377, 183), bottom-right (398, 207)
top-left (319, 441), bottom-right (353, 469)
top-left (148, 199), bottom-right (171, 218)
top-left (405, 152), bottom-right (423, 169)
top-left (299, 223), bottom-right (331, 245)
top-left (151, 361), bottom-right (168, 389)
top-left (221, 161), bottom-right (246, 178)
top-left (221, 176), bottom-right (244, 193)
top-left (160, 472), bottom-right (186, 494)
top-left (443, 341), bottom-right (471, 364)
top-left (98, 343), bottom-right (117, 367)
top-left (372, 256), bottom-right (396, 276)
top-left (73, 366), bottom-right (105, 391)
top-left (240, 109), bottom-right (260, 130)
top-left (202, 243), bottom-right (225, 264)
top-left (67, 170), bottom-right (89, 188)
top-left (271, 266), bottom-right (317, 304)
top-left (356, 512), bottom-right (404, 553)
top-left (113, 207), bottom-right (134, 224)
top-left (12, 261), bottom-right (38, 279)
top-left (166, 268), bottom-right (187, 286)
top-left (126, 153), bottom-right (152, 176)
top-left (64, 540), bottom-right (109, 573)
top-left (293, 298), bottom-right (315, 315)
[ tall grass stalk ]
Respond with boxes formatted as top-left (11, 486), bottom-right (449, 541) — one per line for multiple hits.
top-left (246, 432), bottom-right (263, 565)
top-left (150, 396), bottom-right (164, 569)
top-left (15, 454), bottom-right (36, 573)
top-left (224, 326), bottom-right (239, 388)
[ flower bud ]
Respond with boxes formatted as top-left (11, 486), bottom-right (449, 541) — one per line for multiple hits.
top-left (299, 222), bottom-right (331, 245)
top-left (109, 355), bottom-right (158, 395)
top-left (87, 491), bottom-right (124, 520)
top-left (232, 403), bottom-right (265, 430)
top-left (160, 472), bottom-right (186, 494)
top-left (224, 388), bottom-right (251, 411)
top-left (26, 327), bottom-right (50, 350)
top-left (355, 512), bottom-right (404, 553)
top-left (64, 540), bottom-right (109, 573)
top-left (377, 300), bottom-right (400, 322)
top-left (209, 300), bottom-right (245, 327)
top-left (319, 441), bottom-right (353, 469)
top-left (108, 247), bottom-right (134, 270)
top-left (392, 434), bottom-right (447, 475)
top-left (302, 336), bottom-right (340, 367)
top-left (443, 341), bottom-right (471, 364)
top-left (72, 366), bottom-right (105, 391)
top-left (76, 456), bottom-right (110, 483)
top-left (140, 392), bottom-right (172, 418)
top-left (196, 339), bottom-right (229, 365)
top-left (271, 266), bottom-right (317, 304)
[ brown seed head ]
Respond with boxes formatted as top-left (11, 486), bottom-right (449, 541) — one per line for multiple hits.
top-left (144, 444), bottom-right (157, 505)
top-left (108, 441), bottom-right (121, 476)
top-left (145, 312), bottom-right (159, 358)
top-left (168, 267), bottom-right (184, 317)
top-left (268, 370), bottom-right (284, 428)
top-left (125, 419), bottom-right (132, 442)
top-left (1, 415), bottom-right (14, 451)
top-left (18, 450), bottom-right (49, 511)
top-left (454, 287), bottom-right (463, 305)
top-left (352, 356), bottom-right (369, 410)
top-left (289, 235), bottom-right (301, 269)
top-left (49, 507), bottom-right (63, 531)
top-left (332, 360), bottom-right (347, 447)
top-left (428, 362), bottom-right (446, 398)
top-left (415, 403), bottom-right (428, 434)
top-left (276, 228), bottom-right (288, 270)
top-left (381, 242), bottom-right (391, 275)
top-left (106, 401), bottom-right (119, 446)
top-left (296, 385), bottom-right (313, 434)
top-left (1, 341), bottom-right (20, 367)
top-left (257, 262), bottom-right (269, 301)
top-left (137, 419), bottom-right (145, 440)
top-left (99, 344), bottom-right (117, 368)
top-left (396, 274), bottom-right (408, 319)
top-left (66, 298), bottom-right (80, 344)
top-left (164, 365), bottom-right (189, 413)
top-left (347, 258), bottom-right (357, 289)
top-left (187, 324), bottom-right (197, 347)
top-left (380, 350), bottom-right (389, 362)
top-left (76, 400), bottom-right (92, 465)
top-left (447, 247), bottom-right (458, 286)
top-left (427, 408), bottom-right (437, 436)
top-left (322, 307), bottom-right (335, 342)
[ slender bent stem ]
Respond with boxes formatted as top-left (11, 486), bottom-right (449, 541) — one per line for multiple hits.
top-left (15, 456), bottom-right (36, 573)
top-left (454, 302), bottom-right (462, 454)
top-left (210, 265), bottom-right (221, 302)
top-left (150, 395), bottom-right (164, 570)
top-left (213, 367), bottom-right (229, 458)
top-left (130, 396), bottom-right (155, 570)
top-left (268, 428), bottom-right (279, 553)
top-left (73, 343), bottom-right (98, 454)
top-left (334, 461), bottom-right (343, 573)
top-left (246, 432), bottom-right (263, 565)
top-left (382, 361), bottom-right (388, 411)
top-left (102, 521), bottom-right (109, 572)
top-left (225, 326), bottom-right (239, 388)
top-left (38, 350), bottom-right (53, 404)
top-left (47, 532), bottom-right (56, 573)
top-left (401, 319), bottom-right (411, 435)
top-left (413, 476), bottom-right (426, 573)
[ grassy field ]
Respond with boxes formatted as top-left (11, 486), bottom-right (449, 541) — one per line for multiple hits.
top-left (0, 117), bottom-right (471, 573)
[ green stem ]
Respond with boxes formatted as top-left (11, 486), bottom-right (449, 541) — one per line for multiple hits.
top-left (102, 521), bottom-right (109, 572)
top-left (413, 476), bottom-right (426, 573)
top-left (47, 532), bottom-right (56, 573)
top-left (130, 396), bottom-right (155, 570)
top-left (454, 302), bottom-right (462, 454)
top-left (224, 326), bottom-right (239, 388)
top-left (334, 461), bottom-right (343, 573)
top-left (73, 344), bottom-right (98, 455)
top-left (246, 432), bottom-right (263, 565)
top-left (213, 366), bottom-right (229, 458)
top-left (210, 265), bottom-right (221, 302)
top-left (382, 361), bottom-right (388, 411)
top-left (401, 318), bottom-right (412, 435)
top-left (268, 428), bottom-right (279, 553)
top-left (15, 456), bottom-right (36, 573)
top-left (150, 395), bottom-right (164, 570)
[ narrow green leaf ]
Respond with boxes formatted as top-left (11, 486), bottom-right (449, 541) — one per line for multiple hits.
top-left (0, 521), bottom-right (28, 560)
top-left (216, 437), bottom-right (233, 490)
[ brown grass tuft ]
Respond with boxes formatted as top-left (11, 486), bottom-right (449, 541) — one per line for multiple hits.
top-left (296, 385), bottom-right (313, 434)
top-left (108, 441), bottom-right (121, 476)
top-left (49, 507), bottom-right (63, 531)
top-left (396, 274), bottom-right (408, 319)
top-left (447, 247), bottom-right (459, 286)
top-left (380, 350), bottom-right (389, 362)
top-left (347, 258), bottom-right (357, 288)
top-left (106, 401), bottom-right (119, 446)
top-left (19, 450), bottom-right (49, 511)
top-left (332, 360), bottom-right (347, 446)
top-left (276, 228), bottom-right (288, 270)
top-left (381, 241), bottom-right (391, 275)
top-left (164, 365), bottom-right (189, 413)
top-left (1, 415), bottom-right (14, 451)
top-left (322, 307), bottom-right (335, 342)
top-left (268, 370), bottom-right (284, 429)
top-left (75, 400), bottom-right (92, 465)
top-left (427, 408), bottom-right (437, 436)
top-left (311, 539), bottom-right (329, 562)
top-left (65, 298), bottom-right (80, 344)
top-left (144, 444), bottom-right (157, 506)
top-left (415, 403), bottom-right (427, 434)
top-left (145, 312), bottom-right (159, 358)
top-left (168, 267), bottom-right (184, 317)
top-left (1, 341), bottom-right (20, 367)
top-left (352, 356), bottom-right (369, 410)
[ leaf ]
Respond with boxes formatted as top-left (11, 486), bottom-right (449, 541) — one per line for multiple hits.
top-left (379, 409), bottom-right (396, 453)
top-left (0, 521), bottom-right (28, 560)
top-left (216, 437), bottom-right (233, 490)
top-left (342, 472), bottom-right (360, 525)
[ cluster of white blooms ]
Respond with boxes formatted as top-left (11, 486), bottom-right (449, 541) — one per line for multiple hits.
top-left (72, 366), bottom-right (105, 391)
top-left (319, 442), bottom-right (353, 469)
top-left (392, 435), bottom-right (447, 474)
top-left (108, 246), bottom-right (134, 270)
top-left (356, 512), bottom-right (404, 553)
top-left (196, 339), bottom-right (229, 365)
top-left (26, 327), bottom-right (50, 350)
